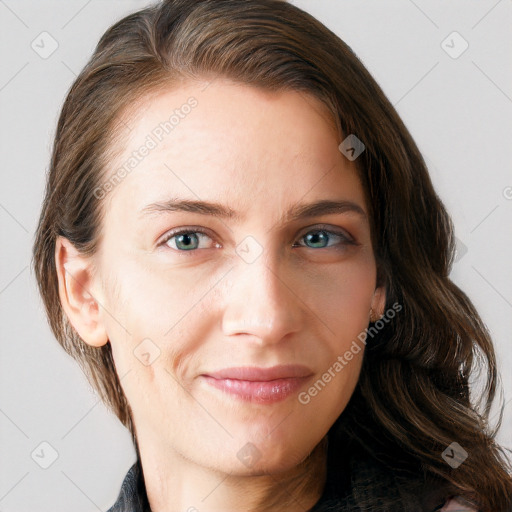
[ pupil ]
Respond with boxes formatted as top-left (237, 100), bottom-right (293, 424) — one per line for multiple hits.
top-left (178, 233), bottom-right (196, 249)
top-left (308, 231), bottom-right (326, 247)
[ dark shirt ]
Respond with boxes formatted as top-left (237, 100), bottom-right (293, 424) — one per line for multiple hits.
top-left (107, 459), bottom-right (150, 512)
top-left (106, 451), bottom-right (478, 512)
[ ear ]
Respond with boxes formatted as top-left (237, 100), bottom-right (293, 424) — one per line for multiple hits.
top-left (55, 236), bottom-right (108, 347)
top-left (370, 285), bottom-right (386, 321)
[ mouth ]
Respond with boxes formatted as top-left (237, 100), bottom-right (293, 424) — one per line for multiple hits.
top-left (200, 364), bottom-right (314, 404)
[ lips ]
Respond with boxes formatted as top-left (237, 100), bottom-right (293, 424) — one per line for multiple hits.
top-left (203, 364), bottom-right (313, 381)
top-left (200, 364), bottom-right (313, 404)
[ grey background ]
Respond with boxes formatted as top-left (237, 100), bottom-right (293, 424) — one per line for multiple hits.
top-left (1, 0), bottom-right (511, 510)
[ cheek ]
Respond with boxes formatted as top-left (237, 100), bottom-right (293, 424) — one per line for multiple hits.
top-left (302, 258), bottom-right (376, 394)
top-left (99, 256), bottom-right (211, 386)
top-left (303, 255), bottom-right (376, 327)
top-left (101, 252), bottom-right (204, 333)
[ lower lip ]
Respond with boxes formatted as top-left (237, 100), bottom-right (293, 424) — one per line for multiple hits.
top-left (201, 375), bottom-right (311, 404)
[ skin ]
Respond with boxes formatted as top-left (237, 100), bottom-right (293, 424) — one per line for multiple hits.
top-left (56, 78), bottom-right (386, 512)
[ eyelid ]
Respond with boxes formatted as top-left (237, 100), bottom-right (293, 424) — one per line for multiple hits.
top-left (298, 223), bottom-right (357, 243)
top-left (157, 226), bottom-right (215, 247)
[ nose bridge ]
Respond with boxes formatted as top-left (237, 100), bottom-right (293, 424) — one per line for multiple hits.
top-left (221, 243), bottom-right (302, 342)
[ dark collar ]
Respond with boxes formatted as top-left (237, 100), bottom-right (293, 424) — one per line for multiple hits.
top-left (106, 453), bottom-right (461, 512)
top-left (106, 459), bottom-right (150, 512)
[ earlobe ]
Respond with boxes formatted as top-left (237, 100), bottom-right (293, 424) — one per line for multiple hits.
top-left (55, 236), bottom-right (108, 347)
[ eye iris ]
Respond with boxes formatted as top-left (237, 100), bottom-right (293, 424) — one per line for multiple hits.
top-left (175, 233), bottom-right (198, 250)
top-left (167, 229), bottom-right (340, 251)
top-left (305, 231), bottom-right (328, 248)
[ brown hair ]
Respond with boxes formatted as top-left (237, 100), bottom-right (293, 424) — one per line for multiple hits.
top-left (32, 0), bottom-right (512, 509)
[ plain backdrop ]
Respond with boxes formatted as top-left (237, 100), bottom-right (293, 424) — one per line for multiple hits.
top-left (1, 1), bottom-right (511, 510)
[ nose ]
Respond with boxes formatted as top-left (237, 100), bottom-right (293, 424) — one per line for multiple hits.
top-left (221, 246), bottom-right (304, 346)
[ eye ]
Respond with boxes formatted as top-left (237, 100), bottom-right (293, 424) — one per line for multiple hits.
top-left (158, 228), bottom-right (219, 252)
top-left (293, 227), bottom-right (356, 250)
top-left (157, 225), bottom-right (357, 254)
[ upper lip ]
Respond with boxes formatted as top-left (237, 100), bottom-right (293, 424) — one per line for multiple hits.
top-left (202, 364), bottom-right (313, 381)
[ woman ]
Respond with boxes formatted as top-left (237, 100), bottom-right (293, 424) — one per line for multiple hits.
top-left (31, 0), bottom-right (512, 510)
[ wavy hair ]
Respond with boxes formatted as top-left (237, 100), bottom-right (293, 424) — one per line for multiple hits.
top-left (31, 0), bottom-right (512, 510)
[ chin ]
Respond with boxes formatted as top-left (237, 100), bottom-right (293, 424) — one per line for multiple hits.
top-left (232, 439), bottom-right (318, 476)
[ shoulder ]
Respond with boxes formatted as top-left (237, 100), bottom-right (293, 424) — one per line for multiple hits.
top-left (435, 496), bottom-right (479, 511)
top-left (106, 461), bottom-right (150, 512)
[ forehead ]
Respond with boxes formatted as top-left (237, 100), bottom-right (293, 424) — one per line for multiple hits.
top-left (101, 79), bottom-right (366, 221)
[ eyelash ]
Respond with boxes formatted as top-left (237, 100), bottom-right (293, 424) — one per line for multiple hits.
top-left (157, 225), bottom-right (357, 253)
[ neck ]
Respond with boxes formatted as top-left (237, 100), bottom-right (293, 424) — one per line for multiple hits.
top-left (138, 437), bottom-right (328, 512)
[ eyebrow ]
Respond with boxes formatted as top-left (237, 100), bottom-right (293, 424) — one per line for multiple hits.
top-left (139, 198), bottom-right (367, 223)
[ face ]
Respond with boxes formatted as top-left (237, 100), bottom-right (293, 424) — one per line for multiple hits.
top-left (59, 78), bottom-right (385, 476)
